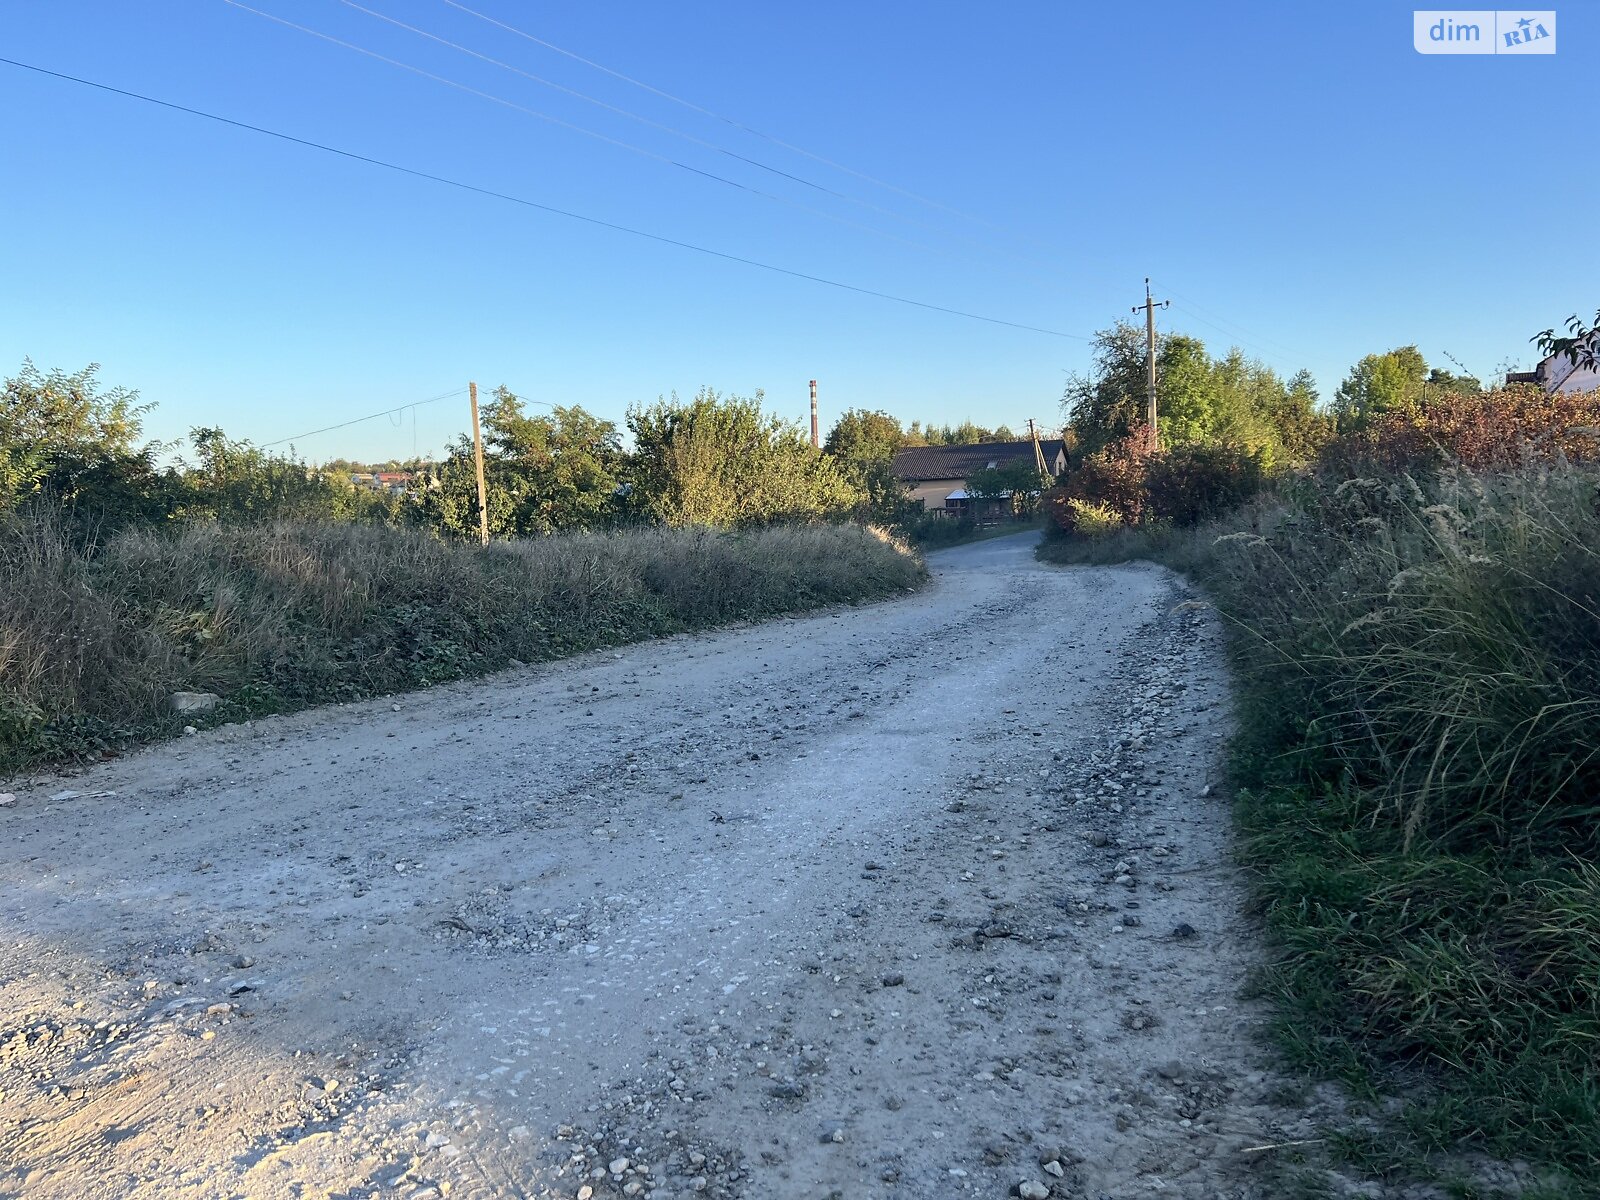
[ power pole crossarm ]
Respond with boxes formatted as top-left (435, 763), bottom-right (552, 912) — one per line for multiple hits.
top-left (1131, 278), bottom-right (1170, 443)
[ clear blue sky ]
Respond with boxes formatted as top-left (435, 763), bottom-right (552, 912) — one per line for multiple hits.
top-left (2, 1), bottom-right (1591, 462)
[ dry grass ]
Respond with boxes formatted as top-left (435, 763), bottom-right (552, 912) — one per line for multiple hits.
top-left (1211, 464), bottom-right (1600, 853)
top-left (0, 512), bottom-right (925, 769)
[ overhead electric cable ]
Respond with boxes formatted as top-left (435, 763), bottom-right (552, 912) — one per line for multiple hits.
top-left (1161, 302), bottom-right (1305, 370)
top-left (1149, 278), bottom-right (1312, 363)
top-left (0, 57), bottom-right (1088, 340)
top-left (260, 387), bottom-right (468, 448)
top-left (221, 2), bottom-right (773, 197)
top-left (222, 0), bottom-right (985, 261)
top-left (337, 0), bottom-right (1065, 278)
top-left (338, 0), bottom-right (883, 214)
top-left (440, 0), bottom-right (1015, 233)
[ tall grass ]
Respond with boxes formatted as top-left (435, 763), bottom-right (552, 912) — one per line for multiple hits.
top-left (0, 511), bottom-right (925, 770)
top-left (1040, 458), bottom-right (1600, 1184)
top-left (1213, 465), bottom-right (1600, 854)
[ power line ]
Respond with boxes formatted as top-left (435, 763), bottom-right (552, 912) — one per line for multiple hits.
top-left (440, 0), bottom-right (1014, 233)
top-left (260, 387), bottom-right (467, 448)
top-left (338, 0), bottom-right (878, 216)
top-left (218, 3), bottom-right (765, 198)
top-left (338, 0), bottom-right (1059, 278)
top-left (0, 55), bottom-right (1089, 340)
top-left (222, 0), bottom-right (956, 261)
top-left (264, 386), bottom-right (563, 452)
top-left (1149, 278), bottom-right (1311, 364)
top-left (1162, 301), bottom-right (1307, 371)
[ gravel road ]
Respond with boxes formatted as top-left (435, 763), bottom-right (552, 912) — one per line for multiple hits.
top-left (1, 532), bottom-right (1318, 1200)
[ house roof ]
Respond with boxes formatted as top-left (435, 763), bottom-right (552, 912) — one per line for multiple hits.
top-left (890, 439), bottom-right (1066, 482)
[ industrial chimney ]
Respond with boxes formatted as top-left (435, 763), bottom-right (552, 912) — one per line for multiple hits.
top-left (809, 379), bottom-right (819, 448)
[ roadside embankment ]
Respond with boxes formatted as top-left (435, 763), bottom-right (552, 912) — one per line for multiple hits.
top-left (1041, 461), bottom-right (1600, 1193)
top-left (0, 514), bottom-right (924, 772)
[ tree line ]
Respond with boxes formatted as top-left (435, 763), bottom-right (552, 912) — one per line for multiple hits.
top-left (1063, 320), bottom-right (1491, 463)
top-left (5, 325), bottom-right (1521, 545)
top-left (4, 360), bottom-right (1040, 541)
top-left (1048, 318), bottom-right (1567, 534)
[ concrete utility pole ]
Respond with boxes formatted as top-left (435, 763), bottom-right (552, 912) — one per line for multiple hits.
top-left (1131, 278), bottom-right (1170, 441)
top-left (809, 379), bottom-right (819, 448)
top-left (1027, 417), bottom-right (1049, 476)
top-left (468, 381), bottom-right (489, 546)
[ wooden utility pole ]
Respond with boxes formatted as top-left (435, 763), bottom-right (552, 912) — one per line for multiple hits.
top-left (468, 380), bottom-right (489, 546)
top-left (1131, 278), bottom-right (1170, 441)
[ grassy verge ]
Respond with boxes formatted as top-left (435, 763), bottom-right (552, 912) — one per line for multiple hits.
top-left (1, 513), bottom-right (925, 772)
top-left (1039, 465), bottom-right (1600, 1193)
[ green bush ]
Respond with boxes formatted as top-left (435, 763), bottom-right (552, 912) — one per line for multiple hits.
top-left (1061, 498), bottom-right (1124, 536)
top-left (1143, 441), bottom-right (1268, 526)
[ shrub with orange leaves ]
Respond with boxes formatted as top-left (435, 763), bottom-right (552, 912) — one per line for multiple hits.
top-left (1319, 385), bottom-right (1600, 475)
top-left (1044, 425), bottom-right (1156, 533)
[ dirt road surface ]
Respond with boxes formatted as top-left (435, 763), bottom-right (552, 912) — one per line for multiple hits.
top-left (1, 532), bottom-right (1318, 1200)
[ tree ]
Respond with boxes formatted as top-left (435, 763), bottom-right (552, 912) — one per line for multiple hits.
top-left (1206, 349), bottom-right (1309, 460)
top-left (1061, 324), bottom-right (1149, 456)
top-left (1153, 335), bottom-right (1225, 447)
top-left (1262, 370), bottom-right (1332, 463)
top-left (481, 389), bottom-right (623, 536)
top-left (916, 420), bottom-right (996, 446)
top-left (1332, 346), bottom-right (1429, 430)
top-left (1534, 308), bottom-right (1600, 371)
top-left (1063, 324), bottom-right (1246, 453)
top-left (824, 409), bottom-right (905, 464)
top-left (1064, 324), bottom-right (1319, 463)
top-left (1425, 366), bottom-right (1482, 396)
top-left (416, 389), bottom-right (624, 539)
top-left (177, 428), bottom-right (395, 524)
top-left (626, 388), bottom-right (857, 527)
top-left (1, 360), bottom-right (162, 522)
top-left (823, 409), bottom-right (914, 522)
top-left (966, 459), bottom-right (1047, 518)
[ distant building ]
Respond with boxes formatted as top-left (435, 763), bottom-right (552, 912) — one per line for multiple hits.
top-left (1506, 335), bottom-right (1600, 394)
top-left (890, 439), bottom-right (1068, 517)
top-left (347, 471), bottom-right (414, 494)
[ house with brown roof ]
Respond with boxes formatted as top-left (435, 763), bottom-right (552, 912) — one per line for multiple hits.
top-left (891, 439), bottom-right (1068, 517)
